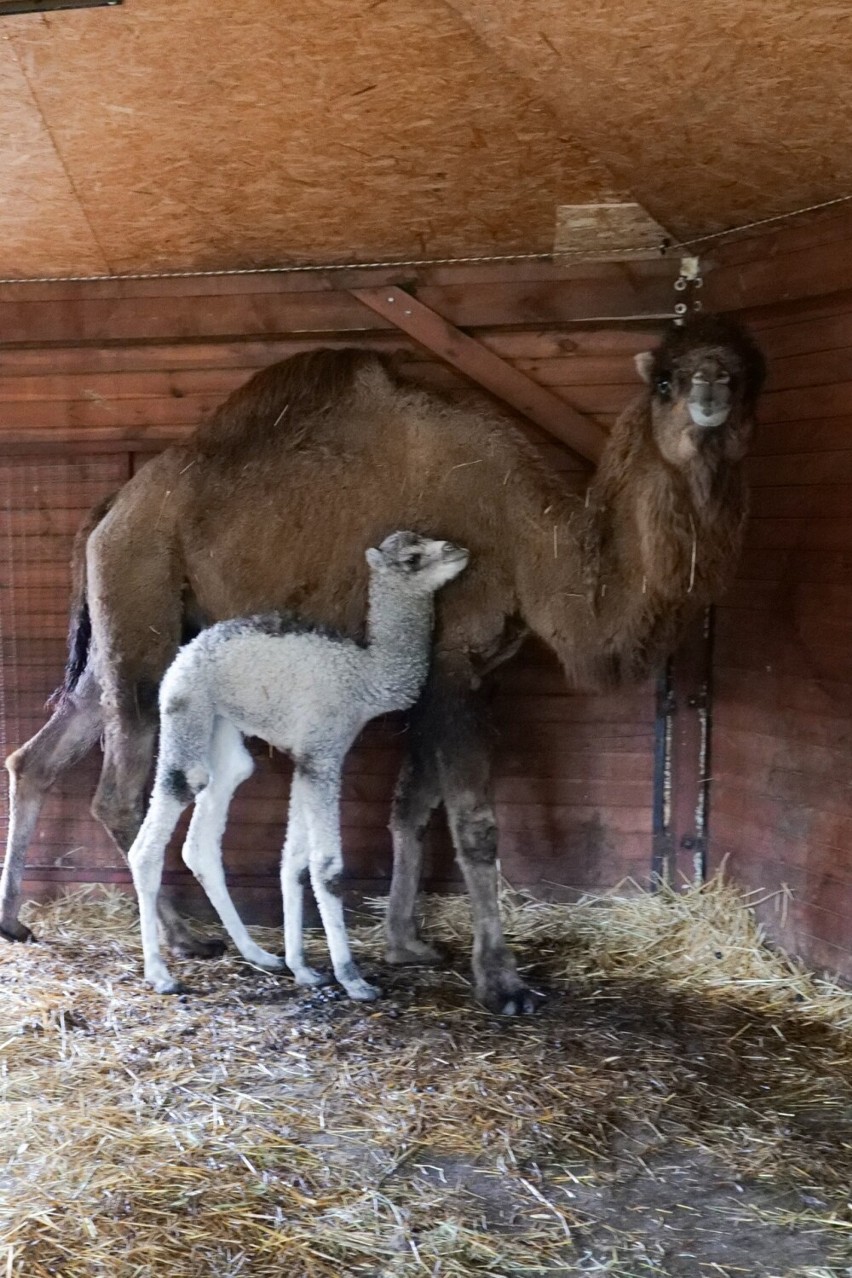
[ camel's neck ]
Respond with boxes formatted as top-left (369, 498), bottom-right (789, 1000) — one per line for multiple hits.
top-left (591, 405), bottom-right (747, 604)
top-left (364, 579), bottom-right (434, 709)
top-left (512, 400), bottom-right (748, 688)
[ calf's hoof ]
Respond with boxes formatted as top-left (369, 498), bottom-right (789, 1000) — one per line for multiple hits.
top-left (344, 977), bottom-right (382, 1002)
top-left (169, 934), bottom-right (227, 961)
top-left (252, 954), bottom-right (289, 973)
top-left (0, 919), bottom-right (35, 944)
top-left (151, 976), bottom-right (190, 996)
top-left (291, 965), bottom-right (332, 988)
top-left (337, 961), bottom-right (381, 1001)
top-left (384, 937), bottom-right (444, 967)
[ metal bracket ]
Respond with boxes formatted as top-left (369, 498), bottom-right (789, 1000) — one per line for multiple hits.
top-left (673, 255), bottom-right (704, 323)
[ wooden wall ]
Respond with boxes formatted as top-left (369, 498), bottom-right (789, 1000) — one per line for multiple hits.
top-left (0, 262), bottom-right (667, 923)
top-left (702, 209), bottom-right (852, 978)
top-left (707, 292), bottom-right (852, 975)
top-left (6, 230), bottom-right (852, 980)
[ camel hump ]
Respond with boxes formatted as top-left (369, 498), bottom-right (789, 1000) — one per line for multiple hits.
top-left (193, 347), bottom-right (392, 459)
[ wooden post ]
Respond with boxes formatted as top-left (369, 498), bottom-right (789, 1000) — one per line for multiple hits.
top-left (653, 608), bottom-right (715, 886)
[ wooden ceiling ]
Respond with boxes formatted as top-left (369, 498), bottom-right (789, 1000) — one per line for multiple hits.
top-left (1, 0), bottom-right (850, 278)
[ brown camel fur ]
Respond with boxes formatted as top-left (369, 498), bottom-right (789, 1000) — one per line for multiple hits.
top-left (0, 315), bottom-right (765, 1013)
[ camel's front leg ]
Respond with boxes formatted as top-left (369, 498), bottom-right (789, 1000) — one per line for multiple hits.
top-left (434, 669), bottom-right (538, 1016)
top-left (386, 749), bottom-right (443, 966)
top-left (295, 767), bottom-right (380, 1002)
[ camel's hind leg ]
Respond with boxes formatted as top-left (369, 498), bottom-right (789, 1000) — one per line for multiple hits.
top-left (86, 504), bottom-right (225, 960)
top-left (1, 672), bottom-right (103, 942)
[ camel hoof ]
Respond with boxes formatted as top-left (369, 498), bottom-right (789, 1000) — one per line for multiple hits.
top-left (477, 977), bottom-right (543, 1017)
top-left (0, 919), bottom-right (35, 944)
top-left (169, 935), bottom-right (227, 961)
top-left (384, 938), bottom-right (444, 967)
top-left (500, 988), bottom-right (542, 1016)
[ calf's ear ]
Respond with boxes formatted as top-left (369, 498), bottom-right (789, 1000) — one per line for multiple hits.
top-left (365, 547), bottom-right (383, 569)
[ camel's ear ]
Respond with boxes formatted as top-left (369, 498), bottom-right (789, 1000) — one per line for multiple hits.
top-left (365, 547), bottom-right (383, 570)
top-left (634, 352), bottom-right (655, 384)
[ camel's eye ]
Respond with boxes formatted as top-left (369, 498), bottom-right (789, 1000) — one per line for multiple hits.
top-left (402, 551), bottom-right (422, 571)
top-left (655, 376), bottom-right (672, 399)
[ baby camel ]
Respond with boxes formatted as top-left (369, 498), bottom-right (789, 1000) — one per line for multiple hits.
top-left (128, 531), bottom-right (469, 999)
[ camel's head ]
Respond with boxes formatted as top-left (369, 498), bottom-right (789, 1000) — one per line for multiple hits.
top-left (366, 530), bottom-right (470, 593)
top-left (635, 315), bottom-right (766, 466)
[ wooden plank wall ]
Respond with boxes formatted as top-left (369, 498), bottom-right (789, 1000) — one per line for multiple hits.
top-left (708, 265), bottom-right (852, 976)
top-left (0, 265), bottom-right (665, 923)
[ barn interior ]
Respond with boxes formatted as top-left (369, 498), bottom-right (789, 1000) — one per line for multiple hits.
top-left (2, 3), bottom-right (852, 1273)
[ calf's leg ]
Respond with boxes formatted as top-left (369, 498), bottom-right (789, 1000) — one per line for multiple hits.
top-left (180, 718), bottom-right (286, 972)
top-left (128, 772), bottom-right (200, 994)
top-left (281, 779), bottom-right (328, 987)
top-left (92, 687), bottom-right (225, 959)
top-left (296, 766), bottom-right (379, 1002)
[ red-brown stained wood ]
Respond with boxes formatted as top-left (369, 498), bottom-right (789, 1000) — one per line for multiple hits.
top-left (0, 302), bottom-right (657, 919)
top-left (351, 285), bottom-right (606, 461)
top-left (0, 273), bottom-right (677, 347)
top-left (707, 293), bottom-right (852, 980)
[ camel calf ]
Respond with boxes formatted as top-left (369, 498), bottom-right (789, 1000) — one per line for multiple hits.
top-left (127, 532), bottom-right (469, 1000)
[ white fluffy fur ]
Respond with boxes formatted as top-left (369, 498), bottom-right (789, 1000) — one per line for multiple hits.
top-left (127, 531), bottom-right (468, 999)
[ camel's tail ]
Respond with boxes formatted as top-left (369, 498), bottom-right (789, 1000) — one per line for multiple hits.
top-left (47, 491), bottom-right (118, 708)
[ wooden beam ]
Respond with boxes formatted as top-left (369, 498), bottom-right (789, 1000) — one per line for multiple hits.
top-left (0, 268), bottom-right (678, 346)
top-left (350, 285), bottom-right (605, 464)
top-left (0, 256), bottom-right (677, 301)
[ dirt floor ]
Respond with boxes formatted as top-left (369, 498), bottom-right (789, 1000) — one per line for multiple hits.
top-left (1, 884), bottom-right (851, 1276)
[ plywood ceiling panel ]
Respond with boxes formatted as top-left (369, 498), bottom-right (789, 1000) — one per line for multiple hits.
top-left (445, 0), bottom-right (852, 238)
top-left (0, 40), bottom-right (108, 276)
top-left (1, 0), bottom-right (625, 275)
top-left (1, 0), bottom-right (849, 277)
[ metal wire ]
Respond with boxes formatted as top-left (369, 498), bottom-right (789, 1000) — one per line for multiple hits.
top-left (671, 192), bottom-right (852, 251)
top-left (0, 192), bottom-right (849, 287)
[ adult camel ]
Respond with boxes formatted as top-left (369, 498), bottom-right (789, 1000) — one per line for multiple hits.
top-left (0, 315), bottom-right (765, 1013)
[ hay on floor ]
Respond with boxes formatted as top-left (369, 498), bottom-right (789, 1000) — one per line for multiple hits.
top-left (1, 878), bottom-right (851, 1277)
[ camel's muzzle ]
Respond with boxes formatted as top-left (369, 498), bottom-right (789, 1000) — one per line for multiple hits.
top-left (687, 371), bottom-right (732, 430)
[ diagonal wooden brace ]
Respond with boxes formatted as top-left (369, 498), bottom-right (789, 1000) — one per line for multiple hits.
top-left (350, 285), bottom-right (605, 465)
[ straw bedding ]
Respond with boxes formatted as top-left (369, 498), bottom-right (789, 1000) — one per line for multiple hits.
top-left (1, 879), bottom-right (851, 1277)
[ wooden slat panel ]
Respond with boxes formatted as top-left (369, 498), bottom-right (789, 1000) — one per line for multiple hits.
top-left (708, 294), bottom-right (852, 980)
top-left (705, 219), bottom-right (852, 313)
top-left (0, 258), bottom-right (677, 303)
top-left (0, 305), bottom-right (657, 918)
top-left (0, 274), bottom-right (677, 346)
top-left (351, 285), bottom-right (606, 461)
